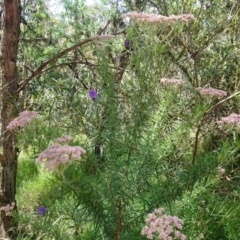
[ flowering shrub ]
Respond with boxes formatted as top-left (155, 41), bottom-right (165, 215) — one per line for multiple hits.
top-left (160, 78), bottom-right (184, 85)
top-left (122, 12), bottom-right (195, 24)
top-left (36, 135), bottom-right (86, 171)
top-left (6, 111), bottom-right (38, 130)
top-left (195, 87), bottom-right (227, 98)
top-left (218, 113), bottom-right (240, 129)
top-left (9, 2), bottom-right (240, 239)
top-left (141, 208), bottom-right (186, 240)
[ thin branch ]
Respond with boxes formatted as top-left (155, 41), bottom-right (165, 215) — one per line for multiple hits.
top-left (41, 61), bottom-right (125, 74)
top-left (17, 35), bottom-right (112, 93)
top-left (148, 0), bottom-right (161, 13)
top-left (22, 65), bottom-right (34, 73)
top-left (206, 91), bottom-right (240, 115)
top-left (192, 125), bottom-right (201, 164)
top-left (41, 61), bottom-right (96, 73)
top-left (191, 91), bottom-right (240, 164)
top-left (167, 50), bottom-right (193, 84)
top-left (20, 38), bottom-right (48, 42)
top-left (190, 26), bottom-right (226, 59)
top-left (112, 29), bottom-right (126, 35)
top-left (97, 19), bottom-right (111, 35)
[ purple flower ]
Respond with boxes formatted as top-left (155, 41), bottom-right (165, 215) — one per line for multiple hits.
top-left (88, 89), bottom-right (97, 99)
top-left (38, 206), bottom-right (46, 215)
top-left (124, 39), bottom-right (130, 46)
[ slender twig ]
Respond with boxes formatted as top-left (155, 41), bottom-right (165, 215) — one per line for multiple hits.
top-left (148, 0), bottom-right (161, 12)
top-left (97, 19), bottom-right (111, 35)
top-left (22, 65), bottom-right (34, 73)
top-left (192, 125), bottom-right (201, 164)
top-left (206, 91), bottom-right (240, 115)
top-left (16, 35), bottom-right (112, 93)
top-left (167, 50), bottom-right (193, 84)
top-left (191, 91), bottom-right (240, 164)
top-left (41, 61), bottom-right (125, 73)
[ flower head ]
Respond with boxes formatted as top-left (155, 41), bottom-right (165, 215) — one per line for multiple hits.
top-left (54, 135), bottom-right (73, 143)
top-left (195, 87), bottom-right (227, 97)
top-left (217, 167), bottom-right (225, 175)
top-left (189, 53), bottom-right (194, 59)
top-left (6, 111), bottom-right (38, 130)
top-left (38, 206), bottom-right (46, 215)
top-left (122, 12), bottom-right (195, 24)
top-left (218, 113), bottom-right (240, 129)
top-left (124, 39), bottom-right (130, 46)
top-left (141, 208), bottom-right (186, 240)
top-left (36, 135), bottom-right (86, 171)
top-left (160, 78), bottom-right (184, 85)
top-left (88, 89), bottom-right (97, 99)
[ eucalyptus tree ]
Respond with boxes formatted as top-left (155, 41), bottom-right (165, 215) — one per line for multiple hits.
top-left (0, 0), bottom-right (21, 238)
top-left (0, 0), bottom-right (62, 237)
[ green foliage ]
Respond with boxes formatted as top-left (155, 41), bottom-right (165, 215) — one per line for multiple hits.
top-left (17, 152), bottom-right (39, 188)
top-left (175, 178), bottom-right (240, 240)
top-left (13, 0), bottom-right (240, 239)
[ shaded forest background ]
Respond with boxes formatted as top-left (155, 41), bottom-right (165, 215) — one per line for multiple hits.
top-left (0, 0), bottom-right (240, 239)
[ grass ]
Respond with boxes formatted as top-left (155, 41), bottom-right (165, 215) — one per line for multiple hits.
top-left (15, 147), bottom-right (240, 240)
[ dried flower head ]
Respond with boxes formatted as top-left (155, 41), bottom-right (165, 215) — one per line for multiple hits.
top-left (218, 113), bottom-right (240, 129)
top-left (6, 111), bottom-right (38, 130)
top-left (36, 135), bottom-right (86, 171)
top-left (161, 78), bottom-right (184, 85)
top-left (199, 233), bottom-right (204, 239)
top-left (141, 208), bottom-right (186, 240)
top-left (217, 167), bottom-right (225, 175)
top-left (195, 87), bottom-right (227, 97)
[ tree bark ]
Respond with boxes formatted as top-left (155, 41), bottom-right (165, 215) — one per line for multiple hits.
top-left (0, 0), bottom-right (21, 239)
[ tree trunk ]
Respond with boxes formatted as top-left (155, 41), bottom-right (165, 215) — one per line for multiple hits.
top-left (0, 0), bottom-right (21, 239)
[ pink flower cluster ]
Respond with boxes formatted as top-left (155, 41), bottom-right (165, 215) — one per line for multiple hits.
top-left (0, 202), bottom-right (15, 216)
top-left (122, 12), bottom-right (195, 24)
top-left (6, 111), bottom-right (38, 130)
top-left (160, 78), bottom-right (184, 85)
top-left (54, 135), bottom-right (73, 143)
top-left (195, 87), bottom-right (227, 97)
top-left (36, 135), bottom-right (86, 171)
top-left (141, 208), bottom-right (186, 240)
top-left (218, 113), bottom-right (240, 129)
